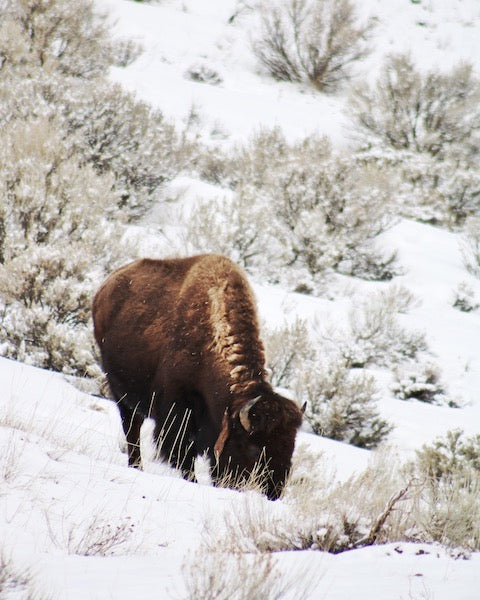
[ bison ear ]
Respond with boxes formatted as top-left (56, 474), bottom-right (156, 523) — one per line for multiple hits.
top-left (239, 396), bottom-right (262, 433)
top-left (214, 408), bottom-right (230, 461)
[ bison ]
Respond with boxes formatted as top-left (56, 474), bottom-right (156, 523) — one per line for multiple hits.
top-left (92, 254), bottom-right (303, 500)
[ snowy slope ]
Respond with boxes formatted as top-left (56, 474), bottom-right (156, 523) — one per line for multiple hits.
top-left (1, 357), bottom-right (480, 599)
top-left (98, 0), bottom-right (480, 146)
top-left (2, 0), bottom-right (480, 598)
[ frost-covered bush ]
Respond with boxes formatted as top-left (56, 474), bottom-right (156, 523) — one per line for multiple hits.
top-left (112, 38), bottom-right (143, 68)
top-left (269, 158), bottom-right (397, 285)
top-left (350, 55), bottom-right (480, 227)
top-left (265, 318), bottom-right (393, 449)
top-left (382, 149), bottom-right (480, 227)
top-left (185, 63), bottom-right (223, 85)
top-left (0, 0), bottom-right (187, 222)
top-left (253, 0), bottom-right (372, 91)
top-left (1, 248), bottom-right (104, 376)
top-left (0, 0), bottom-right (117, 79)
top-left (0, 0), bottom-right (188, 374)
top-left (180, 188), bottom-right (279, 274)
top-left (192, 130), bottom-right (397, 289)
top-left (0, 117), bottom-right (124, 375)
top-left (263, 319), bottom-right (312, 388)
top-left (199, 127), bottom-right (297, 188)
top-left (350, 54), bottom-right (480, 159)
top-left (297, 358), bottom-right (392, 449)
top-left (332, 287), bottom-right (426, 368)
top-left (462, 217), bottom-right (480, 278)
top-left (60, 80), bottom-right (183, 219)
top-left (391, 362), bottom-right (455, 406)
top-left (452, 282), bottom-right (479, 313)
top-left (0, 117), bottom-right (120, 257)
top-left (350, 54), bottom-right (480, 226)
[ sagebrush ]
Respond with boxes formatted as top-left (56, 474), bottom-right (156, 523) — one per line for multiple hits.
top-left (192, 129), bottom-right (396, 289)
top-left (0, 0), bottom-right (188, 375)
top-left (253, 0), bottom-right (372, 91)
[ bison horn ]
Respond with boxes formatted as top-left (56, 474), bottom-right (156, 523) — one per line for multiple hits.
top-left (239, 395), bottom-right (262, 433)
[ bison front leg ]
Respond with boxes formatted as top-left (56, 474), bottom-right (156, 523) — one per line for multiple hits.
top-left (152, 404), bottom-right (197, 482)
top-left (119, 402), bottom-right (144, 468)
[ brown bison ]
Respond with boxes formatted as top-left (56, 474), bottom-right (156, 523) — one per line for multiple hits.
top-left (92, 254), bottom-right (303, 500)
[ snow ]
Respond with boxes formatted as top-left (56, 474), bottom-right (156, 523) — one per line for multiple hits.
top-left (2, 0), bottom-right (480, 598)
top-left (99, 0), bottom-right (351, 147)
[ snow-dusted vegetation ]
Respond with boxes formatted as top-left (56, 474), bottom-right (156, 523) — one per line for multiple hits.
top-left (1, 0), bottom-right (480, 597)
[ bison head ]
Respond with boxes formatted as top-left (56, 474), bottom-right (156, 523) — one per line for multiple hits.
top-left (213, 391), bottom-right (303, 500)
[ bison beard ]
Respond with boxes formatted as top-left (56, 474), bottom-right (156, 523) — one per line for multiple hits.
top-left (92, 254), bottom-right (303, 500)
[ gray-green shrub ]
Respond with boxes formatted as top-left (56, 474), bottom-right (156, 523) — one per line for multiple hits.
top-left (297, 358), bottom-right (392, 449)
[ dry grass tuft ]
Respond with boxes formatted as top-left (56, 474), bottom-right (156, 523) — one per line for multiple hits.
top-left (182, 541), bottom-right (319, 600)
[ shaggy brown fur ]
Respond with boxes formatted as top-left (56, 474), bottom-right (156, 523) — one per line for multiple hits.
top-left (92, 254), bottom-right (303, 500)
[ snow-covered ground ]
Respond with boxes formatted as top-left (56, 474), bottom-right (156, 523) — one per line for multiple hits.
top-left (2, 0), bottom-right (480, 598)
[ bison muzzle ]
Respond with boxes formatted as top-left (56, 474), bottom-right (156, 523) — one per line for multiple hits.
top-left (92, 254), bottom-right (303, 500)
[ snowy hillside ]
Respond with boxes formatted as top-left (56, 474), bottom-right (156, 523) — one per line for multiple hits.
top-left (1, 0), bottom-right (480, 598)
top-left (100, 0), bottom-right (480, 146)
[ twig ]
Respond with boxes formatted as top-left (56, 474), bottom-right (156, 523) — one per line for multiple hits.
top-left (353, 480), bottom-right (412, 548)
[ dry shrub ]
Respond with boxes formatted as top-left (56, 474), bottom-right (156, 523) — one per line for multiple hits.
top-left (0, 553), bottom-right (30, 597)
top-left (190, 130), bottom-right (397, 288)
top-left (0, 431), bottom-right (26, 483)
top-left (200, 452), bottom-right (416, 555)
top-left (253, 0), bottom-right (372, 91)
top-left (0, 0), bottom-right (117, 79)
top-left (350, 54), bottom-right (480, 227)
top-left (0, 551), bottom-right (49, 599)
top-left (43, 509), bottom-right (143, 557)
top-left (65, 517), bottom-right (137, 557)
top-left (211, 456), bottom-right (278, 498)
top-left (351, 54), bottom-right (480, 159)
top-left (182, 541), bottom-right (316, 600)
top-left (200, 438), bottom-right (480, 558)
